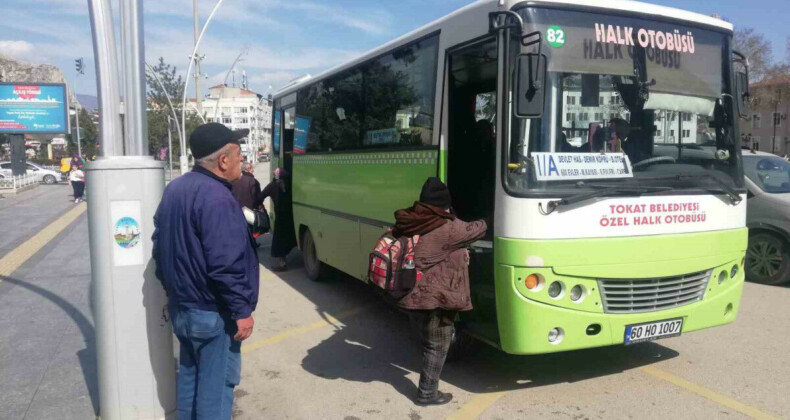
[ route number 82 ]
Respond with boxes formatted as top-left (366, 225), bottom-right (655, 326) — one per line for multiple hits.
top-left (547, 27), bottom-right (565, 47)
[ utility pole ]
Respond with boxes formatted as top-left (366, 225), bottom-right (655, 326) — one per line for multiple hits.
top-left (193, 0), bottom-right (203, 114)
top-left (74, 58), bottom-right (84, 159)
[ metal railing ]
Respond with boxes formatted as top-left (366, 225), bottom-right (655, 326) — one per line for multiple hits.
top-left (0, 173), bottom-right (39, 191)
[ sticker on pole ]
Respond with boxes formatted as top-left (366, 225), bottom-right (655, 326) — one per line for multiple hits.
top-left (533, 152), bottom-right (633, 181)
top-left (111, 201), bottom-right (144, 267)
top-left (547, 26), bottom-right (566, 48)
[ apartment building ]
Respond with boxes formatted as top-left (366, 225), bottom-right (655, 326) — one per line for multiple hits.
top-left (195, 84), bottom-right (273, 160)
top-left (742, 77), bottom-right (790, 155)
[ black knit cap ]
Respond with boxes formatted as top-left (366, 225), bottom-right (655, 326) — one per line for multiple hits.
top-left (189, 123), bottom-right (249, 159)
top-left (419, 177), bottom-right (452, 209)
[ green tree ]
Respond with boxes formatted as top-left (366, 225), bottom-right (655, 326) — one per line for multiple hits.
top-left (68, 107), bottom-right (98, 157)
top-left (145, 57), bottom-right (202, 159)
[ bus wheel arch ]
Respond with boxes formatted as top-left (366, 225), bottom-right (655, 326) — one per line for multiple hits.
top-left (300, 226), bottom-right (325, 281)
top-left (746, 229), bottom-right (790, 285)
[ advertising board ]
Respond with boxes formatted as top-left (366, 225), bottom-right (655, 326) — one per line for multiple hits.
top-left (0, 83), bottom-right (69, 134)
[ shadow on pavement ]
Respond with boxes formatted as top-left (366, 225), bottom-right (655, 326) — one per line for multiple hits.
top-left (0, 275), bottom-right (99, 415)
top-left (254, 237), bottom-right (680, 401)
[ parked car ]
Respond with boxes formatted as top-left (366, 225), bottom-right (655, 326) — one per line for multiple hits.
top-left (258, 152), bottom-right (270, 162)
top-left (743, 150), bottom-right (790, 285)
top-left (0, 161), bottom-right (63, 184)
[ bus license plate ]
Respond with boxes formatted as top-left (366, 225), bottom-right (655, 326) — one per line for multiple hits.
top-left (624, 318), bottom-right (683, 345)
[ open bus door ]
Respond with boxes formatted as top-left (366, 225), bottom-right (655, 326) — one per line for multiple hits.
top-left (445, 37), bottom-right (500, 348)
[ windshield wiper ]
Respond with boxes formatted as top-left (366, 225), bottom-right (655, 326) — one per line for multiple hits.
top-left (541, 185), bottom-right (672, 215)
top-left (643, 174), bottom-right (743, 205)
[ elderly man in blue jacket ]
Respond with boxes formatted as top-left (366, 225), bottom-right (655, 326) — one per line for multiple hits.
top-left (152, 123), bottom-right (259, 420)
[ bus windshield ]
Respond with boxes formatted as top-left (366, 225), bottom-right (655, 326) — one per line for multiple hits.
top-left (506, 7), bottom-right (742, 195)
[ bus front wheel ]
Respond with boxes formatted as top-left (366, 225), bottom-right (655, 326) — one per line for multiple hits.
top-left (301, 228), bottom-right (325, 281)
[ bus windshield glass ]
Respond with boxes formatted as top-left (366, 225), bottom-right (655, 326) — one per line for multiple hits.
top-left (506, 7), bottom-right (741, 195)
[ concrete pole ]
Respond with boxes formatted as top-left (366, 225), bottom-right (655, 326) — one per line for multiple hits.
top-left (193, 0), bottom-right (203, 114)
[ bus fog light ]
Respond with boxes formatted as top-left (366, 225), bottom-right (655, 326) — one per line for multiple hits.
top-left (718, 270), bottom-right (728, 284)
top-left (730, 265), bottom-right (738, 278)
top-left (548, 327), bottom-right (564, 344)
top-left (548, 281), bottom-right (564, 298)
top-left (570, 285), bottom-right (584, 302)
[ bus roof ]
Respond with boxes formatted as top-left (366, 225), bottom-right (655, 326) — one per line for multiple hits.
top-left (274, 0), bottom-right (732, 99)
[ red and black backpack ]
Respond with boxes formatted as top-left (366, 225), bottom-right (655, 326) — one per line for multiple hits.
top-left (368, 231), bottom-right (422, 300)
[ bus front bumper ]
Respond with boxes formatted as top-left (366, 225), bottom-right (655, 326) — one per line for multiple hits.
top-left (495, 263), bottom-right (744, 355)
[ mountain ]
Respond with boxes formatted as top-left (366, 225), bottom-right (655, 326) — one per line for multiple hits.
top-left (76, 94), bottom-right (98, 111)
top-left (0, 54), bottom-right (79, 107)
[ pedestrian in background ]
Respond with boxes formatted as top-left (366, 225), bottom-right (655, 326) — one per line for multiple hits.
top-left (393, 177), bottom-right (487, 406)
top-left (261, 167), bottom-right (296, 271)
top-left (232, 162), bottom-right (263, 211)
top-left (152, 123), bottom-right (259, 420)
top-left (69, 165), bottom-right (85, 203)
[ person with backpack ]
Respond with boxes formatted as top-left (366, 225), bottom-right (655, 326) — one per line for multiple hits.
top-left (392, 177), bottom-right (487, 406)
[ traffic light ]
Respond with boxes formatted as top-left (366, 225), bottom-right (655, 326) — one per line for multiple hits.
top-left (75, 58), bottom-right (84, 75)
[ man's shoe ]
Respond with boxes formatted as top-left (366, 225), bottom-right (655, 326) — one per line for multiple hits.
top-left (271, 264), bottom-right (287, 272)
top-left (414, 391), bottom-right (453, 406)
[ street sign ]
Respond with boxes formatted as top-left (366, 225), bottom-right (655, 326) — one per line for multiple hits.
top-left (0, 83), bottom-right (69, 134)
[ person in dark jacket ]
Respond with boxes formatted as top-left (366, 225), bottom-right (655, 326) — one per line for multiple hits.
top-left (232, 162), bottom-right (264, 210)
top-left (152, 123), bottom-right (259, 420)
top-left (260, 167), bottom-right (296, 271)
top-left (393, 177), bottom-right (487, 406)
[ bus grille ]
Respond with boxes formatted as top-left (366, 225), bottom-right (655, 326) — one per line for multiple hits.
top-left (598, 270), bottom-right (712, 314)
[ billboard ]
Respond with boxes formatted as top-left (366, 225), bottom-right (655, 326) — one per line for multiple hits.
top-left (0, 83), bottom-right (69, 134)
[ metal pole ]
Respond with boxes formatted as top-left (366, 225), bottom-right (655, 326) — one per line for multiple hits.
top-left (193, 0), bottom-right (203, 114)
top-left (74, 77), bottom-right (82, 159)
top-left (213, 48), bottom-right (246, 122)
top-left (88, 0), bottom-right (122, 156)
top-left (121, 0), bottom-right (148, 156)
top-left (86, 0), bottom-right (174, 417)
top-left (167, 117), bottom-right (174, 181)
top-left (181, 0), bottom-right (226, 174)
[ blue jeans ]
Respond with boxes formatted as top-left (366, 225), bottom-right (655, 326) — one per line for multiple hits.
top-left (170, 306), bottom-right (241, 420)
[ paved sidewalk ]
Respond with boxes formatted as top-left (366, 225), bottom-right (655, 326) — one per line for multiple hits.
top-left (0, 184), bottom-right (78, 260)
top-left (0, 185), bottom-right (95, 420)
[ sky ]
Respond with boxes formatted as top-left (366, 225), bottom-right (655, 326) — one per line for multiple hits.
top-left (0, 0), bottom-right (787, 99)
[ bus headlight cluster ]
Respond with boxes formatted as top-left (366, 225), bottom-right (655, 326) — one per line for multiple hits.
top-left (730, 265), bottom-right (738, 279)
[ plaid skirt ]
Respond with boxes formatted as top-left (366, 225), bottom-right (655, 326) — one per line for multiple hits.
top-left (409, 309), bottom-right (457, 398)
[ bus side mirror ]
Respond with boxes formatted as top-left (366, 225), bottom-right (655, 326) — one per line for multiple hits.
top-left (735, 71), bottom-right (750, 117)
top-left (732, 50), bottom-right (750, 118)
top-left (515, 53), bottom-right (547, 118)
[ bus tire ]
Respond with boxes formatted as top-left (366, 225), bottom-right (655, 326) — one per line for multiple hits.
top-left (301, 228), bottom-right (325, 281)
top-left (746, 232), bottom-right (790, 285)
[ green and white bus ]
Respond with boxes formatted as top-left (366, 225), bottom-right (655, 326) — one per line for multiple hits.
top-left (270, 0), bottom-right (751, 354)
